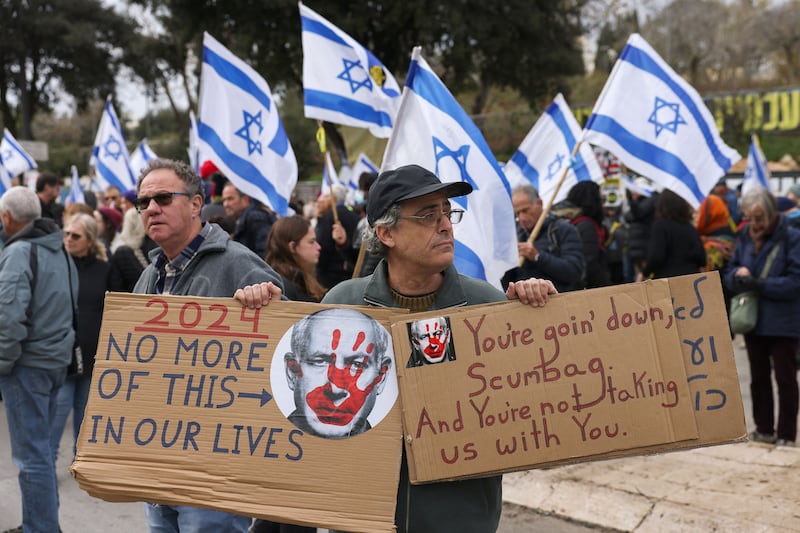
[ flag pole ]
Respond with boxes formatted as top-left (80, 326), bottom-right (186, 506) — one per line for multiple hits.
top-left (519, 140), bottom-right (583, 267)
top-left (316, 122), bottom-right (339, 225)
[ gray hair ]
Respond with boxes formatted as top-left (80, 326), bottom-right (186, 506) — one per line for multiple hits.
top-left (362, 204), bottom-right (401, 257)
top-left (331, 183), bottom-right (348, 204)
top-left (0, 186), bottom-right (41, 223)
top-left (513, 183), bottom-right (540, 202)
top-left (137, 158), bottom-right (205, 203)
top-left (740, 186), bottom-right (777, 221)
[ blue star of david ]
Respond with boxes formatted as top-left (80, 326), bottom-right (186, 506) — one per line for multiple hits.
top-left (103, 136), bottom-right (123, 160)
top-left (432, 137), bottom-right (479, 210)
top-left (235, 110), bottom-right (264, 156)
top-left (337, 58), bottom-right (373, 94)
top-left (2, 149), bottom-right (11, 162)
top-left (648, 97), bottom-right (686, 137)
top-left (546, 153), bottom-right (565, 181)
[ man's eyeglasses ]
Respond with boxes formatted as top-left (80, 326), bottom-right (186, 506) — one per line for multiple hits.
top-left (399, 209), bottom-right (465, 227)
top-left (63, 231), bottom-right (84, 241)
top-left (135, 192), bottom-right (191, 212)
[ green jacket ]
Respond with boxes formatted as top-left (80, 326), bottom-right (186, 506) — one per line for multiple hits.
top-left (323, 259), bottom-right (505, 533)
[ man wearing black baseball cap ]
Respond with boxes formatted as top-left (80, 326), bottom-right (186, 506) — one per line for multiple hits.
top-left (325, 164), bottom-right (556, 531)
top-left (236, 163), bottom-right (556, 531)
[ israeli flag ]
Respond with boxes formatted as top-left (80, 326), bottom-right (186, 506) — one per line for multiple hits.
top-left (66, 165), bottom-right (86, 206)
top-left (382, 47), bottom-right (517, 288)
top-left (0, 157), bottom-right (11, 196)
top-left (90, 97), bottom-right (137, 192)
top-left (1, 128), bottom-right (37, 179)
top-left (188, 110), bottom-right (200, 172)
top-left (505, 93), bottom-right (604, 205)
top-left (300, 2), bottom-right (401, 138)
top-left (129, 139), bottom-right (158, 178)
top-left (320, 151), bottom-right (343, 197)
top-left (583, 33), bottom-right (741, 208)
top-left (199, 32), bottom-right (297, 216)
top-left (349, 152), bottom-right (379, 189)
top-left (742, 133), bottom-right (771, 196)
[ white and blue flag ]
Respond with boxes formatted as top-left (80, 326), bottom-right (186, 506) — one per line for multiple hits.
top-left (0, 157), bottom-right (11, 196)
top-left (90, 97), bottom-right (137, 192)
top-left (742, 133), bottom-right (771, 196)
top-left (320, 151), bottom-right (344, 197)
top-left (348, 152), bottom-right (379, 189)
top-left (1, 128), bottom-right (37, 180)
top-left (188, 110), bottom-right (200, 173)
top-left (199, 32), bottom-right (297, 216)
top-left (129, 139), bottom-right (158, 177)
top-left (66, 165), bottom-right (86, 206)
top-left (505, 93), bottom-right (604, 205)
top-left (583, 33), bottom-right (741, 208)
top-left (382, 47), bottom-right (517, 288)
top-left (300, 2), bottom-right (401, 138)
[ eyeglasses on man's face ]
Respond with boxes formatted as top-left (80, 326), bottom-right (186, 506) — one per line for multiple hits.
top-left (135, 191), bottom-right (191, 212)
top-left (399, 209), bottom-right (465, 227)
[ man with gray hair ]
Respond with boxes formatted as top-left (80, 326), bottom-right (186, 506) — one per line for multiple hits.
top-left (133, 158), bottom-right (284, 532)
top-left (502, 183), bottom-right (586, 293)
top-left (238, 164), bottom-right (556, 532)
top-left (0, 185), bottom-right (78, 533)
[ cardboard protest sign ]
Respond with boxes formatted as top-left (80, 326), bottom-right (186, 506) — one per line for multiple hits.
top-left (392, 272), bottom-right (745, 484)
top-left (71, 295), bottom-right (405, 532)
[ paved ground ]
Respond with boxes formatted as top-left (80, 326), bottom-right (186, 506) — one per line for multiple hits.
top-left (502, 335), bottom-right (800, 532)
top-left (2, 335), bottom-right (798, 532)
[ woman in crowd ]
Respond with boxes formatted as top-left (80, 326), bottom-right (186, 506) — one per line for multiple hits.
top-left (263, 215), bottom-right (325, 302)
top-left (50, 213), bottom-right (110, 458)
top-left (108, 207), bottom-right (156, 292)
top-left (638, 189), bottom-right (706, 280)
top-left (696, 193), bottom-right (736, 273)
top-left (566, 181), bottom-right (611, 288)
top-left (724, 186), bottom-right (800, 446)
top-left (696, 194), bottom-right (737, 332)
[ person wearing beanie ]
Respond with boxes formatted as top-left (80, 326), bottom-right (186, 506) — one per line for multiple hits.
top-left (199, 160), bottom-right (223, 203)
top-left (95, 206), bottom-right (123, 256)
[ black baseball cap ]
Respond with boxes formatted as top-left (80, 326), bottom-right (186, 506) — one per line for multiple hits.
top-left (367, 164), bottom-right (473, 225)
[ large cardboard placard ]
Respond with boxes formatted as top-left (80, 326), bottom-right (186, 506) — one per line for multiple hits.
top-left (71, 295), bottom-right (406, 533)
top-left (392, 272), bottom-right (746, 483)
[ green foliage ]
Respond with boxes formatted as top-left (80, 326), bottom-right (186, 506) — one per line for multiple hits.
top-left (0, 0), bottom-right (136, 138)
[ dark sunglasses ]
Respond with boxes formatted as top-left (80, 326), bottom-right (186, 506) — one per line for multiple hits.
top-left (135, 191), bottom-right (191, 212)
top-left (63, 231), bottom-right (84, 241)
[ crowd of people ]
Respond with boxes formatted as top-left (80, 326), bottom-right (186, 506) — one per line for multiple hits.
top-left (0, 157), bottom-right (798, 532)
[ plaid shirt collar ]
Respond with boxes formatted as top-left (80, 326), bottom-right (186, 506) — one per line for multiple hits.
top-left (154, 222), bottom-right (211, 294)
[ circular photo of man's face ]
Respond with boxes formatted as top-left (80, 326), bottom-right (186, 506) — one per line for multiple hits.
top-left (270, 309), bottom-right (398, 439)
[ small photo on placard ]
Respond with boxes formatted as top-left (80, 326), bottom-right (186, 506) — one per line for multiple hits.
top-left (405, 315), bottom-right (457, 368)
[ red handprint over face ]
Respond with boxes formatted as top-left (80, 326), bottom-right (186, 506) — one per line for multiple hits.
top-left (305, 329), bottom-right (388, 426)
top-left (411, 318), bottom-right (451, 364)
top-left (286, 310), bottom-right (392, 439)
